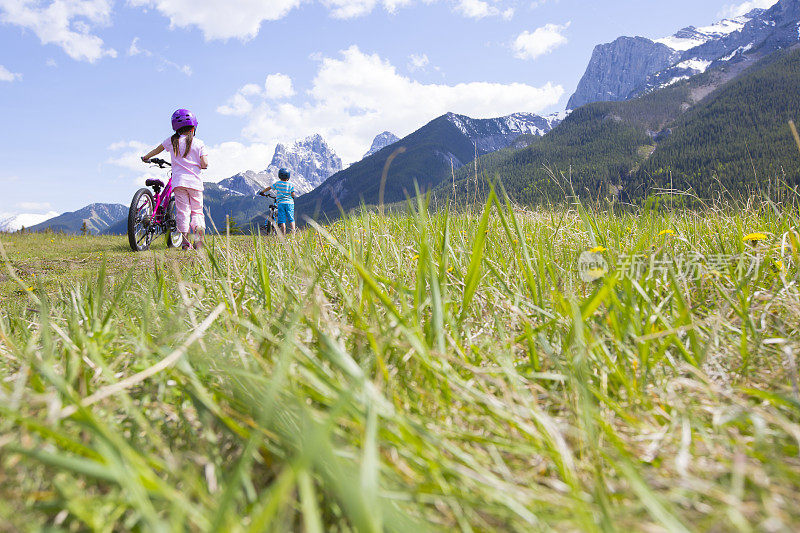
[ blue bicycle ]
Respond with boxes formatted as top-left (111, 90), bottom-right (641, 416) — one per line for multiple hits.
top-left (257, 191), bottom-right (278, 235)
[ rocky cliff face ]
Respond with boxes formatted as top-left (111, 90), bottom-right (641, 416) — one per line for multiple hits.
top-left (218, 171), bottom-right (271, 196)
top-left (363, 131), bottom-right (400, 159)
top-left (567, 37), bottom-right (679, 110)
top-left (568, 1), bottom-right (800, 107)
top-left (265, 134), bottom-right (343, 194)
top-left (445, 112), bottom-right (563, 153)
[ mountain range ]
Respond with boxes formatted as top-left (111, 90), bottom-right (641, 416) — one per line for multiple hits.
top-left (27, 204), bottom-right (127, 235)
top-left (449, 42), bottom-right (800, 206)
top-left (568, 0), bottom-right (800, 108)
top-left (295, 111), bottom-right (564, 222)
top-left (24, 111), bottom-right (561, 234)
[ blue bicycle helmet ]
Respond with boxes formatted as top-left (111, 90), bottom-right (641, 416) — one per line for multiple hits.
top-left (278, 168), bottom-right (290, 180)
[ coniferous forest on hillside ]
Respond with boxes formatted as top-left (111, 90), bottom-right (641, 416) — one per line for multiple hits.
top-left (445, 47), bottom-right (800, 208)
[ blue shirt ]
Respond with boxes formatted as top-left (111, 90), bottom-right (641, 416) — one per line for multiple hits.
top-left (272, 180), bottom-right (294, 205)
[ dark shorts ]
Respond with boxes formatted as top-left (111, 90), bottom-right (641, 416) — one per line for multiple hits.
top-left (277, 203), bottom-right (294, 224)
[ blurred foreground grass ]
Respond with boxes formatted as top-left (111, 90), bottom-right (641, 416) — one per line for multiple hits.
top-left (1, 196), bottom-right (800, 531)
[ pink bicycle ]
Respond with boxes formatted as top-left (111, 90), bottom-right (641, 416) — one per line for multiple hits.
top-left (127, 158), bottom-right (183, 251)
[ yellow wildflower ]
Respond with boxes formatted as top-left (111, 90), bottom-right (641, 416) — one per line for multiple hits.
top-left (412, 254), bottom-right (419, 261)
top-left (743, 233), bottom-right (767, 242)
top-left (589, 246), bottom-right (606, 253)
top-left (775, 260), bottom-right (785, 271)
top-left (447, 267), bottom-right (454, 273)
top-left (658, 229), bottom-right (675, 236)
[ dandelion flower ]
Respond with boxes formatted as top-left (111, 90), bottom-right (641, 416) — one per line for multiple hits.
top-left (447, 266), bottom-right (454, 273)
top-left (743, 233), bottom-right (767, 242)
top-left (589, 246), bottom-right (606, 253)
top-left (659, 229), bottom-right (675, 237)
top-left (412, 254), bottom-right (419, 261)
top-left (775, 260), bottom-right (785, 271)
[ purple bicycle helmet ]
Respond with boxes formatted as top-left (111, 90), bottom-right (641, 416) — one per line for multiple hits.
top-left (171, 109), bottom-right (198, 131)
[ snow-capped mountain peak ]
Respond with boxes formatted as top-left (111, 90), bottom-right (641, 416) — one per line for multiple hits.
top-left (218, 171), bottom-right (271, 196)
top-left (0, 211), bottom-right (60, 233)
top-left (445, 111), bottom-right (562, 152)
top-left (265, 134), bottom-right (343, 194)
top-left (655, 14), bottom-right (754, 51)
top-left (568, 0), bottom-right (797, 108)
top-left (363, 131), bottom-right (400, 159)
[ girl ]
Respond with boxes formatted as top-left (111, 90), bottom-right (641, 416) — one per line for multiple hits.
top-left (141, 109), bottom-right (209, 250)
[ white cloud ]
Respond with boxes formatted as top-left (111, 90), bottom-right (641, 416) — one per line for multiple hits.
top-left (204, 142), bottom-right (275, 181)
top-left (408, 53), bottom-right (429, 71)
top-left (0, 0), bottom-right (117, 62)
top-left (218, 92), bottom-right (256, 117)
top-left (454, 0), bottom-right (511, 19)
top-left (720, 0), bottom-right (777, 18)
top-left (228, 46), bottom-right (563, 164)
top-left (128, 37), bottom-right (152, 57)
top-left (106, 141), bottom-right (152, 171)
top-left (0, 64), bottom-right (21, 82)
top-left (127, 37), bottom-right (192, 76)
top-left (112, 40), bottom-right (565, 182)
top-left (264, 73), bottom-right (295, 99)
top-left (106, 139), bottom-right (275, 184)
top-left (128, 0), bottom-right (510, 39)
top-left (323, 0), bottom-right (377, 18)
top-left (322, 0), bottom-right (412, 18)
top-left (218, 74), bottom-right (295, 116)
top-left (513, 22), bottom-right (570, 60)
top-left (455, 0), bottom-right (494, 19)
top-left (161, 60), bottom-right (192, 76)
top-left (17, 201), bottom-right (52, 211)
top-left (128, 0), bottom-right (304, 40)
top-left (46, 58), bottom-right (57, 67)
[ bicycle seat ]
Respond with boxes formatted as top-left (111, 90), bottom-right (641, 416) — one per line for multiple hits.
top-left (146, 179), bottom-right (165, 189)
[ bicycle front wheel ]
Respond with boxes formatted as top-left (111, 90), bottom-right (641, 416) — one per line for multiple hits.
top-left (128, 188), bottom-right (155, 252)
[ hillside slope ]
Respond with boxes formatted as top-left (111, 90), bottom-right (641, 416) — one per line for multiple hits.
top-left (632, 46), bottom-right (800, 196)
top-left (29, 204), bottom-right (127, 235)
top-left (455, 46), bottom-right (800, 205)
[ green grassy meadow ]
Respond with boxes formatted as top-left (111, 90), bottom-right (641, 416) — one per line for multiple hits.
top-left (2, 196), bottom-right (800, 531)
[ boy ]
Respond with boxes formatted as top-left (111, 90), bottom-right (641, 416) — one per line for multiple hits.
top-left (260, 168), bottom-right (297, 234)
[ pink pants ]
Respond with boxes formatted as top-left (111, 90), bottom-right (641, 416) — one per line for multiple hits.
top-left (173, 187), bottom-right (204, 234)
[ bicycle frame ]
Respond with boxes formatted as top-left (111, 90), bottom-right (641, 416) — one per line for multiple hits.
top-left (149, 173), bottom-right (174, 225)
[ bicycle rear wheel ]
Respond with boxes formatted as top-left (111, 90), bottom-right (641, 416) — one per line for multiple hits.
top-left (128, 188), bottom-right (155, 252)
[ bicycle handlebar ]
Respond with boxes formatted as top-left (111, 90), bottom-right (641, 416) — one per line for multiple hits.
top-left (148, 158), bottom-right (171, 168)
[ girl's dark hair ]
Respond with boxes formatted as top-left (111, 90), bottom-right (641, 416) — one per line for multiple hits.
top-left (171, 126), bottom-right (195, 158)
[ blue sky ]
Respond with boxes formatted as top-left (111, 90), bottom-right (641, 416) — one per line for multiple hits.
top-left (0, 0), bottom-right (777, 217)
